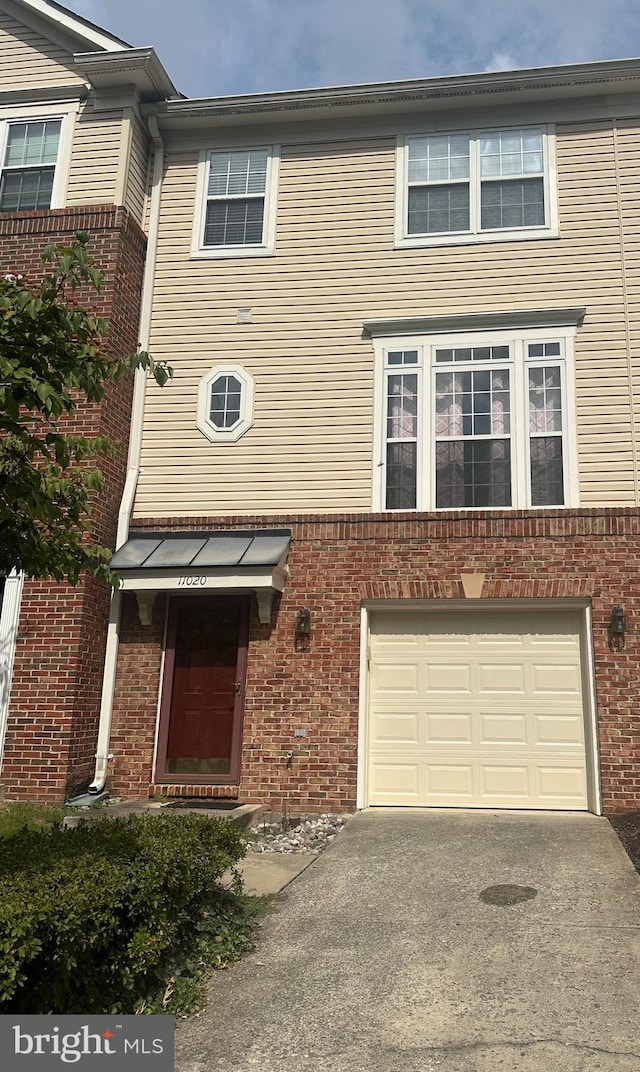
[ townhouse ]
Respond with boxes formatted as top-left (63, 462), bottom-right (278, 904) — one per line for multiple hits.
top-left (3, 0), bottom-right (640, 814)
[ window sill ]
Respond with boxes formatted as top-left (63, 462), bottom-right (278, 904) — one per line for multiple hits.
top-left (395, 227), bottom-right (559, 250)
top-left (379, 502), bottom-right (576, 513)
top-left (190, 245), bottom-right (275, 260)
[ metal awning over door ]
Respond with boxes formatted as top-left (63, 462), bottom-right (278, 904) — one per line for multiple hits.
top-left (110, 529), bottom-right (291, 624)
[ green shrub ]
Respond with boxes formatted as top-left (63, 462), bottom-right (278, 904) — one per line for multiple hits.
top-left (0, 812), bottom-right (246, 1014)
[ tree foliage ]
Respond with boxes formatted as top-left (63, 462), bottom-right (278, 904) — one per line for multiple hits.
top-left (0, 231), bottom-right (170, 584)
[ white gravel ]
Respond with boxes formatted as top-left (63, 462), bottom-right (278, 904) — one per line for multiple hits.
top-left (244, 813), bottom-right (351, 854)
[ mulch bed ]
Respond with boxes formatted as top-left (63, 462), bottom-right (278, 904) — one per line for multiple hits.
top-left (609, 812), bottom-right (640, 875)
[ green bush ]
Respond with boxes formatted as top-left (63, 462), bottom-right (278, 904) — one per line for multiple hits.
top-left (0, 812), bottom-right (246, 1014)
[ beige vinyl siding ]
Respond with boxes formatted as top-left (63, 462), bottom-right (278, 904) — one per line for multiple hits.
top-left (66, 102), bottom-right (124, 206)
top-left (123, 112), bottom-right (150, 225)
top-left (0, 10), bottom-right (85, 90)
top-left (134, 119), bottom-right (640, 518)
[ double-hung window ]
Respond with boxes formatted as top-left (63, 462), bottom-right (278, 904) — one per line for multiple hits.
top-left (0, 118), bottom-right (63, 213)
top-left (397, 125), bottom-right (557, 246)
top-left (193, 146), bottom-right (278, 257)
top-left (378, 328), bottom-right (577, 511)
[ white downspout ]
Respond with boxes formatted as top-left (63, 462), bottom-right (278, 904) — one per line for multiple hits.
top-left (87, 115), bottom-right (164, 796)
top-left (117, 114), bottom-right (165, 551)
top-left (0, 571), bottom-right (26, 775)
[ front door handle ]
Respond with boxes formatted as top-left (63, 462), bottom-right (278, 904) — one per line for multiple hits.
top-left (234, 680), bottom-right (243, 693)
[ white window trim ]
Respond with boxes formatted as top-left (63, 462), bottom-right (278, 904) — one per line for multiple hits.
top-left (191, 144), bottom-right (280, 259)
top-left (395, 124), bottom-right (558, 248)
top-left (372, 324), bottom-right (579, 512)
top-left (0, 101), bottom-right (79, 212)
top-left (197, 363), bottom-right (254, 443)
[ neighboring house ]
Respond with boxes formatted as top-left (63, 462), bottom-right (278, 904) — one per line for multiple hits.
top-left (0, 0), bottom-right (177, 801)
top-left (2, 2), bottom-right (640, 816)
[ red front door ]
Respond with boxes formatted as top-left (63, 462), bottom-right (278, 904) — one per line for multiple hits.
top-left (156, 597), bottom-right (249, 783)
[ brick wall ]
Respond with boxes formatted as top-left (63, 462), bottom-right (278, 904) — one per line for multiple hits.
top-left (0, 207), bottom-right (146, 802)
top-left (109, 508), bottom-right (640, 814)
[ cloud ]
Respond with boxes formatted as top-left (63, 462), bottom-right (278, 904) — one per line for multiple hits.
top-left (485, 51), bottom-right (518, 73)
top-left (61, 0), bottom-right (640, 97)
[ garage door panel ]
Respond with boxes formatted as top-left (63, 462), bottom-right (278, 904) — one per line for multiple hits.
top-left (370, 617), bottom-right (422, 644)
top-left (534, 714), bottom-right (585, 746)
top-left (371, 711), bottom-right (419, 744)
top-left (425, 663), bottom-right (472, 692)
top-left (370, 661), bottom-right (420, 694)
top-left (423, 634), bottom-right (472, 649)
top-left (536, 765), bottom-right (587, 802)
top-left (480, 765), bottom-right (531, 799)
top-left (473, 630), bottom-right (523, 647)
top-left (369, 762), bottom-right (420, 801)
top-left (477, 662), bottom-right (527, 693)
top-left (367, 608), bottom-right (590, 810)
top-left (479, 712), bottom-right (528, 745)
top-left (531, 663), bottom-right (582, 694)
top-left (426, 764), bottom-right (474, 799)
top-left (529, 633), bottom-right (580, 650)
top-left (426, 712), bottom-right (473, 743)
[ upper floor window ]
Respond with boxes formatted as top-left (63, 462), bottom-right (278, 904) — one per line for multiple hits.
top-left (0, 119), bottom-right (62, 213)
top-left (396, 125), bottom-right (557, 247)
top-left (376, 327), bottom-right (578, 512)
top-left (192, 146), bottom-right (279, 258)
top-left (197, 364), bottom-right (254, 442)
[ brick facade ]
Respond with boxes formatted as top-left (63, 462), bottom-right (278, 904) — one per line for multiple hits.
top-left (0, 207), bottom-right (146, 802)
top-left (109, 508), bottom-right (640, 814)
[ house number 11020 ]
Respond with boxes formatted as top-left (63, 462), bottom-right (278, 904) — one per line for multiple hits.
top-left (178, 575), bottom-right (207, 586)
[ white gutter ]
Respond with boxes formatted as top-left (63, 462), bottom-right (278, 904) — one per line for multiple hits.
top-left (87, 115), bottom-right (164, 796)
top-left (156, 55), bottom-right (640, 119)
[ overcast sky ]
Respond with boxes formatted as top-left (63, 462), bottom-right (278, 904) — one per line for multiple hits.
top-left (64, 0), bottom-right (640, 98)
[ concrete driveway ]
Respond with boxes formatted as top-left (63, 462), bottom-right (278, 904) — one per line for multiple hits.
top-left (176, 809), bottom-right (640, 1072)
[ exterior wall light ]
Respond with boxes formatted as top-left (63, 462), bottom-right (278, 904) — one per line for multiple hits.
top-left (295, 608), bottom-right (311, 639)
top-left (609, 605), bottom-right (627, 650)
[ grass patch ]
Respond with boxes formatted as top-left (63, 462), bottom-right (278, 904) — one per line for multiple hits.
top-left (0, 801), bottom-right (64, 837)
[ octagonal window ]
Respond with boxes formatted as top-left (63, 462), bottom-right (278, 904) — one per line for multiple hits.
top-left (197, 364), bottom-right (254, 442)
top-left (210, 373), bottom-right (242, 430)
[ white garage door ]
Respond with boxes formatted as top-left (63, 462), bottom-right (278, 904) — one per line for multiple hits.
top-left (367, 608), bottom-right (589, 810)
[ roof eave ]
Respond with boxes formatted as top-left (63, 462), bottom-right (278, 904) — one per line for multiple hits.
top-left (146, 56), bottom-right (640, 127)
top-left (73, 48), bottom-right (181, 103)
top-left (12, 0), bottom-right (131, 51)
